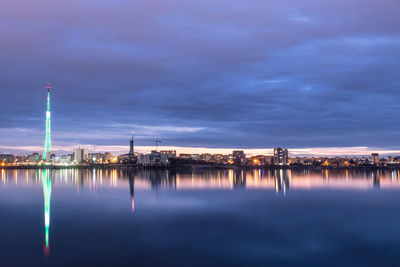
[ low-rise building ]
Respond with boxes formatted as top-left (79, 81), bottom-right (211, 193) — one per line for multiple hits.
top-left (179, 154), bottom-right (192, 159)
top-left (138, 151), bottom-right (170, 166)
top-left (190, 154), bottom-right (201, 161)
top-left (213, 154), bottom-right (224, 163)
top-left (61, 154), bottom-right (73, 163)
top-left (137, 153), bottom-right (151, 166)
top-left (27, 153), bottom-right (41, 163)
top-left (200, 153), bottom-right (213, 161)
top-left (104, 152), bottom-right (113, 162)
top-left (0, 154), bottom-right (14, 163)
top-left (160, 150), bottom-right (177, 158)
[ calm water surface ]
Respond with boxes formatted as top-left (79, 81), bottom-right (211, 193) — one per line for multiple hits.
top-left (1, 168), bottom-right (400, 266)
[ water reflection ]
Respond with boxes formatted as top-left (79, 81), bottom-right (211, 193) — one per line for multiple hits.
top-left (274, 169), bottom-right (290, 196)
top-left (2, 168), bottom-right (400, 265)
top-left (3, 168), bottom-right (400, 192)
top-left (41, 169), bottom-right (52, 256)
top-left (373, 171), bottom-right (380, 189)
top-left (129, 172), bottom-right (134, 213)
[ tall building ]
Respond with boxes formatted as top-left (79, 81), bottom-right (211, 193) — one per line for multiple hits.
top-left (273, 147), bottom-right (289, 165)
top-left (73, 148), bottom-right (89, 163)
top-left (42, 83), bottom-right (52, 161)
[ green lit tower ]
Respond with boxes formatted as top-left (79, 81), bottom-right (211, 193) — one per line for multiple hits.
top-left (42, 83), bottom-right (52, 160)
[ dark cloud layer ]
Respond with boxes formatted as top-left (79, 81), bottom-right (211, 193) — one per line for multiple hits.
top-left (1, 0), bottom-right (400, 149)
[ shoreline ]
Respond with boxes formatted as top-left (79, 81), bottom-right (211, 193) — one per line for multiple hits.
top-left (2, 164), bottom-right (400, 171)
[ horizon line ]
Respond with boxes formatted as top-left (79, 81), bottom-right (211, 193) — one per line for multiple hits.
top-left (1, 145), bottom-right (400, 157)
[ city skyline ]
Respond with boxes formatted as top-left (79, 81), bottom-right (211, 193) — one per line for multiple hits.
top-left (4, 143), bottom-right (400, 158)
top-left (1, 0), bottom-right (400, 156)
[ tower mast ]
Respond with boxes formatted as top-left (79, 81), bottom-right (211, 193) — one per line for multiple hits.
top-left (42, 82), bottom-right (52, 160)
top-left (129, 131), bottom-right (134, 155)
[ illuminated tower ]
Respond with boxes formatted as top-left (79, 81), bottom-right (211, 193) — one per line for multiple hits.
top-left (42, 169), bottom-right (52, 256)
top-left (42, 83), bottom-right (52, 160)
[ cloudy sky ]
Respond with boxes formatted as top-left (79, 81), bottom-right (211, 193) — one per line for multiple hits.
top-left (1, 0), bottom-right (400, 155)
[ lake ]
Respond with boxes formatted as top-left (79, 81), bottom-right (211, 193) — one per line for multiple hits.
top-left (1, 168), bottom-right (400, 266)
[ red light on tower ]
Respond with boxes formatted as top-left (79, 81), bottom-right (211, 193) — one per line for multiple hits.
top-left (45, 82), bottom-right (51, 92)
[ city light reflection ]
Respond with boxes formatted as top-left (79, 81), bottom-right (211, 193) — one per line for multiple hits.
top-left (2, 169), bottom-right (400, 192)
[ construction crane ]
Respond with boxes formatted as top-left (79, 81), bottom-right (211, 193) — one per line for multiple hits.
top-left (155, 140), bottom-right (161, 152)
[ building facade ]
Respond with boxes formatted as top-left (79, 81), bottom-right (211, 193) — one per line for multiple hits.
top-left (73, 149), bottom-right (89, 163)
top-left (371, 153), bottom-right (379, 164)
top-left (0, 154), bottom-right (14, 163)
top-left (28, 153), bottom-right (41, 163)
top-left (233, 150), bottom-right (246, 165)
top-left (273, 147), bottom-right (289, 165)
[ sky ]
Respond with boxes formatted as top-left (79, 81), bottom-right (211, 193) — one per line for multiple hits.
top-left (1, 0), bottom-right (400, 156)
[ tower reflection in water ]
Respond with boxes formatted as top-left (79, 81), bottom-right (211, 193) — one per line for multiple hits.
top-left (129, 172), bottom-right (134, 213)
top-left (41, 169), bottom-right (52, 256)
